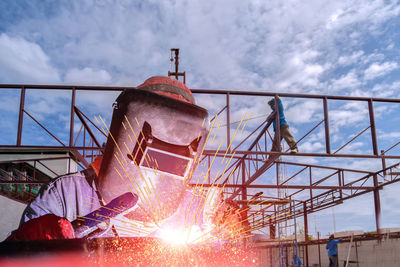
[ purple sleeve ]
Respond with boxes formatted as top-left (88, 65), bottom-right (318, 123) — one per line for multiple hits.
top-left (19, 182), bottom-right (64, 226)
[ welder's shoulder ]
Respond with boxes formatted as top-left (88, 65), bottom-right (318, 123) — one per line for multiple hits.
top-left (40, 170), bottom-right (95, 194)
top-left (20, 171), bottom-right (95, 225)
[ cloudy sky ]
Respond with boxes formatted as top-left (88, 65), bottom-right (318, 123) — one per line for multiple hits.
top-left (1, 0), bottom-right (400, 238)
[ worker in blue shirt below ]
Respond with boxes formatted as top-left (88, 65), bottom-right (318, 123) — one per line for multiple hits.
top-left (268, 97), bottom-right (298, 153)
top-left (326, 234), bottom-right (342, 267)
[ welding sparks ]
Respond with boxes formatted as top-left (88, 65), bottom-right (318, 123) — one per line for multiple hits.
top-left (159, 226), bottom-right (206, 245)
top-left (91, 111), bottom-right (273, 246)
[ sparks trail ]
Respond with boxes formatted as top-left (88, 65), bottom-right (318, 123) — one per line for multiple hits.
top-left (113, 155), bottom-right (160, 222)
top-left (184, 114), bottom-right (219, 229)
top-left (221, 112), bottom-right (249, 164)
top-left (193, 197), bottom-right (278, 244)
top-left (186, 141), bottom-right (222, 242)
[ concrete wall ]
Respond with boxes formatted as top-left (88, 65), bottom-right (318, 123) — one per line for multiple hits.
top-left (258, 237), bottom-right (400, 267)
top-left (0, 195), bottom-right (26, 241)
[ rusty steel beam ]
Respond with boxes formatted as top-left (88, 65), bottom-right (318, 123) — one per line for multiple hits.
top-left (323, 97), bottom-right (331, 154)
top-left (189, 183), bottom-right (373, 190)
top-left (69, 87), bottom-right (76, 146)
top-left (333, 125), bottom-right (371, 154)
top-left (203, 150), bottom-right (400, 159)
top-left (0, 145), bottom-right (103, 150)
top-left (23, 110), bottom-right (66, 146)
top-left (368, 99), bottom-right (379, 155)
top-left (16, 86), bottom-right (25, 146)
top-left (235, 200), bottom-right (290, 205)
top-left (277, 160), bottom-right (371, 174)
top-left (74, 106), bottom-right (102, 148)
top-left (226, 92), bottom-right (231, 151)
top-left (0, 84), bottom-right (400, 103)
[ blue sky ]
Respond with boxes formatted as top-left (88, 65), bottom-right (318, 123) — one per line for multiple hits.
top-left (1, 0), bottom-right (400, 238)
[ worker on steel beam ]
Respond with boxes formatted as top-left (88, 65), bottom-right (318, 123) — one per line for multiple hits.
top-left (5, 76), bottom-right (217, 240)
top-left (268, 96), bottom-right (298, 153)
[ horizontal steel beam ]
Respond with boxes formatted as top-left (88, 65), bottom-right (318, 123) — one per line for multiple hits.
top-left (203, 150), bottom-right (400, 159)
top-left (0, 145), bottom-right (103, 151)
top-left (2, 84), bottom-right (400, 102)
top-left (188, 183), bottom-right (373, 190)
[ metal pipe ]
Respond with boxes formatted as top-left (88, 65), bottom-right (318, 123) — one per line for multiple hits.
top-left (241, 160), bottom-right (247, 205)
top-left (317, 232), bottom-right (321, 266)
top-left (323, 97), bottom-right (331, 154)
top-left (303, 202), bottom-right (309, 267)
top-left (16, 86), bottom-right (25, 146)
top-left (188, 184), bottom-right (373, 190)
top-left (23, 110), bottom-right (66, 146)
top-left (333, 126), bottom-right (371, 154)
top-left (69, 87), bottom-right (76, 146)
top-left (373, 174), bottom-right (381, 234)
top-left (74, 106), bottom-right (102, 148)
top-left (368, 99), bottom-right (379, 155)
top-left (274, 95), bottom-right (281, 152)
top-left (203, 149), bottom-right (400, 159)
top-left (2, 84), bottom-right (400, 103)
top-left (226, 92), bottom-right (231, 151)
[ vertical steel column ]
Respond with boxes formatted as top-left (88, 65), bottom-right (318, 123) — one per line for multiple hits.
top-left (274, 95), bottom-right (281, 152)
top-left (269, 247), bottom-right (273, 267)
top-left (276, 161), bottom-right (280, 239)
top-left (69, 87), bottom-right (76, 146)
top-left (323, 97), bottom-right (331, 154)
top-left (309, 167), bottom-right (313, 209)
top-left (373, 174), bottom-right (381, 234)
top-left (368, 99), bottom-right (378, 155)
top-left (226, 93), bottom-right (231, 151)
top-left (33, 160), bottom-right (36, 180)
top-left (241, 161), bottom-right (247, 248)
top-left (241, 160), bottom-right (247, 204)
top-left (303, 202), bottom-right (309, 267)
top-left (317, 232), bottom-right (321, 267)
top-left (17, 86), bottom-right (26, 146)
top-left (338, 170), bottom-right (343, 199)
top-left (381, 150), bottom-right (387, 177)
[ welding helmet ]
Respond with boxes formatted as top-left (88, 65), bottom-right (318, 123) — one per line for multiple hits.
top-left (97, 76), bottom-right (209, 223)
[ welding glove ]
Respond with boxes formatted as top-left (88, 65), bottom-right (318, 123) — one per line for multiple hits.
top-left (5, 214), bottom-right (75, 241)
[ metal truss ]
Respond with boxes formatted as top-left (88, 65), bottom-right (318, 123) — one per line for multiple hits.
top-left (1, 84), bottom-right (400, 241)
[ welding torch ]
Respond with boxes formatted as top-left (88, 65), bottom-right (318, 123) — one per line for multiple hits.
top-left (71, 192), bottom-right (138, 238)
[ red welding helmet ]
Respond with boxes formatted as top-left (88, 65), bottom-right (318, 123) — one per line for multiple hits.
top-left (97, 76), bottom-right (209, 224)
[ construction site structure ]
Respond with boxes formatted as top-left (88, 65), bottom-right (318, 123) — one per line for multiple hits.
top-left (1, 51), bottom-right (400, 266)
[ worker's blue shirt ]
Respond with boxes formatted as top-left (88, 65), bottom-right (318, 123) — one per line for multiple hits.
top-left (326, 238), bottom-right (342, 256)
top-left (271, 98), bottom-right (288, 131)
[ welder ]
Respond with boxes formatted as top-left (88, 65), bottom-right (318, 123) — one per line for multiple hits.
top-left (5, 76), bottom-right (210, 240)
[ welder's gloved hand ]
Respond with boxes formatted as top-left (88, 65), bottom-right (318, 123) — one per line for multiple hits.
top-left (5, 214), bottom-right (75, 241)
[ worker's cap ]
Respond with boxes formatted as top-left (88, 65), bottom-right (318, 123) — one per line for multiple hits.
top-left (136, 76), bottom-right (195, 104)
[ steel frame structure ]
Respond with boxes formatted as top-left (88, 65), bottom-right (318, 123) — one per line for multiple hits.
top-left (1, 84), bottom-right (400, 264)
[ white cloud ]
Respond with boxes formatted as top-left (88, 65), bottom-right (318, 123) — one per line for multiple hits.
top-left (364, 61), bottom-right (399, 81)
top-left (0, 33), bottom-right (60, 83)
top-left (285, 99), bottom-right (323, 124)
top-left (64, 67), bottom-right (112, 85)
top-left (330, 71), bottom-right (361, 91)
top-left (337, 50), bottom-right (364, 66)
top-left (299, 141), bottom-right (324, 153)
